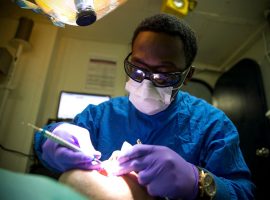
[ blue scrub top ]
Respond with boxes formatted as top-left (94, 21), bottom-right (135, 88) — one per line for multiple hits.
top-left (35, 91), bottom-right (255, 199)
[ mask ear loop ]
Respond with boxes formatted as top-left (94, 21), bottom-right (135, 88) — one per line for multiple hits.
top-left (170, 66), bottom-right (192, 100)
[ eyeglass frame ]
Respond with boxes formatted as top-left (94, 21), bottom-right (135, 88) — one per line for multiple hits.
top-left (124, 52), bottom-right (191, 88)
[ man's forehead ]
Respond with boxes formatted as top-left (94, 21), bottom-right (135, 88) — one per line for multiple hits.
top-left (132, 31), bottom-right (186, 70)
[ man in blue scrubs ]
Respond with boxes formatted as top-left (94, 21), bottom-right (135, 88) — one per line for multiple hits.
top-left (35, 13), bottom-right (255, 199)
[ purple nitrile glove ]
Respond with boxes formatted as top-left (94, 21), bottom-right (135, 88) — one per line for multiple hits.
top-left (41, 123), bottom-right (101, 173)
top-left (115, 144), bottom-right (199, 200)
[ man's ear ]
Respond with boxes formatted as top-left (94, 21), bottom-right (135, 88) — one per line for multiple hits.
top-left (183, 66), bottom-right (195, 85)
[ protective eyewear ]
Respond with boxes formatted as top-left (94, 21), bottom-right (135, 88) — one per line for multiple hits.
top-left (124, 53), bottom-right (190, 87)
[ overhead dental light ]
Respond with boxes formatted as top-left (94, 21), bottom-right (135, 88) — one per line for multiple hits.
top-left (161, 0), bottom-right (197, 17)
top-left (13, 0), bottom-right (127, 27)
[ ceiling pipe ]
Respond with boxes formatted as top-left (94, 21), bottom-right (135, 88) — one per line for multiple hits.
top-left (0, 17), bottom-right (33, 121)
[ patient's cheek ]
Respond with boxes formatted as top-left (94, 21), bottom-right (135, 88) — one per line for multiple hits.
top-left (96, 169), bottom-right (139, 192)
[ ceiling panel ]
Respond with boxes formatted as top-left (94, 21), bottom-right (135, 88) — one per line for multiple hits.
top-left (0, 0), bottom-right (269, 70)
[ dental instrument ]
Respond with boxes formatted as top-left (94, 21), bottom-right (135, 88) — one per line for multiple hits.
top-left (136, 139), bottom-right (142, 144)
top-left (27, 123), bottom-right (101, 164)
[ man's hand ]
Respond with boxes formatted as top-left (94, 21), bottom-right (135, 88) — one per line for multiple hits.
top-left (115, 144), bottom-right (199, 200)
top-left (42, 123), bottom-right (101, 172)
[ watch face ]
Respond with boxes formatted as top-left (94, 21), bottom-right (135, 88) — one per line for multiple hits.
top-left (204, 174), bottom-right (216, 196)
top-left (205, 183), bottom-right (216, 196)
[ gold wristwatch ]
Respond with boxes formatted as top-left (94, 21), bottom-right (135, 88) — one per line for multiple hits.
top-left (197, 167), bottom-right (216, 200)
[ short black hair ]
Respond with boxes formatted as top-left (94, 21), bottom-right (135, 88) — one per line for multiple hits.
top-left (132, 13), bottom-right (198, 68)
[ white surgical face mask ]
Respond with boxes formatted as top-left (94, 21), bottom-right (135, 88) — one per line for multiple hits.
top-left (125, 79), bottom-right (174, 115)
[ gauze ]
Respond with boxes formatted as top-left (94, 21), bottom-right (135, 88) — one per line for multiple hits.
top-left (125, 79), bottom-right (173, 115)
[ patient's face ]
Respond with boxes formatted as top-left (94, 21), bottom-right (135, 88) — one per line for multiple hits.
top-left (59, 149), bottom-right (155, 200)
top-left (59, 169), bottom-right (154, 200)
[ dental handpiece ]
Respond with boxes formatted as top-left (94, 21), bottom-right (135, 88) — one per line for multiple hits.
top-left (28, 123), bottom-right (101, 164)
